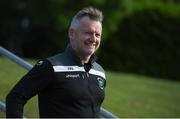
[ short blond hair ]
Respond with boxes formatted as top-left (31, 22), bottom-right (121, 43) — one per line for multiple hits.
top-left (70, 6), bottom-right (103, 29)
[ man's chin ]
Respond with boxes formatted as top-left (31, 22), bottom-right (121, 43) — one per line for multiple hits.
top-left (87, 49), bottom-right (95, 54)
top-left (84, 51), bottom-right (95, 57)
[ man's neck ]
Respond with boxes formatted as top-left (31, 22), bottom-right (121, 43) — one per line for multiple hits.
top-left (69, 44), bottom-right (91, 64)
top-left (80, 56), bottom-right (91, 64)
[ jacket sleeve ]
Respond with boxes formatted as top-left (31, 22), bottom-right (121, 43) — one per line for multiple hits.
top-left (6, 59), bottom-right (54, 118)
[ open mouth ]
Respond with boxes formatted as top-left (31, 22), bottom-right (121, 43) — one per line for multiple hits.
top-left (84, 41), bottom-right (96, 47)
top-left (85, 43), bottom-right (96, 50)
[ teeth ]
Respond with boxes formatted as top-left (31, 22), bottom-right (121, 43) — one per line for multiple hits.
top-left (88, 43), bottom-right (95, 46)
top-left (84, 39), bottom-right (97, 47)
top-left (85, 42), bottom-right (96, 46)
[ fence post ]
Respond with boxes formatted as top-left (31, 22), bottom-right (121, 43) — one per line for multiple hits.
top-left (0, 46), bottom-right (32, 70)
top-left (0, 102), bottom-right (6, 111)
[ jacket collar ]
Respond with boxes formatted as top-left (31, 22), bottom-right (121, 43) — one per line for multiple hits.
top-left (65, 44), bottom-right (97, 66)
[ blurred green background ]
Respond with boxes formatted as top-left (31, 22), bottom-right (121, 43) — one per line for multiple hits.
top-left (1, 0), bottom-right (180, 118)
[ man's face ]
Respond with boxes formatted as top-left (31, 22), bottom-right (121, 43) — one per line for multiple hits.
top-left (69, 16), bottom-right (102, 58)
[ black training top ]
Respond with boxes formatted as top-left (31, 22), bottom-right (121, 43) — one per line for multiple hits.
top-left (6, 45), bottom-right (106, 118)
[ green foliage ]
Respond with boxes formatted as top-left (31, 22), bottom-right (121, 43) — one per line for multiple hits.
top-left (0, 57), bottom-right (180, 117)
top-left (99, 1), bottom-right (180, 80)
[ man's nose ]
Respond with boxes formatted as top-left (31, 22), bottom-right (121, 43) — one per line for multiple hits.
top-left (90, 34), bottom-right (96, 42)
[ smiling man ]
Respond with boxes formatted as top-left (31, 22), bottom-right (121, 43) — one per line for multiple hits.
top-left (69, 12), bottom-right (102, 63)
top-left (6, 6), bottom-right (106, 118)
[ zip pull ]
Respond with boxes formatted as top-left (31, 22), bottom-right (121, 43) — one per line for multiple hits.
top-left (82, 74), bottom-right (85, 79)
top-left (86, 72), bottom-right (89, 78)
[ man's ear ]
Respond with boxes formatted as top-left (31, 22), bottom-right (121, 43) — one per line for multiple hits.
top-left (68, 28), bottom-right (74, 39)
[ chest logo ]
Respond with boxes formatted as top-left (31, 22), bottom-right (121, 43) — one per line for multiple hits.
top-left (97, 77), bottom-right (105, 90)
top-left (66, 74), bottom-right (80, 78)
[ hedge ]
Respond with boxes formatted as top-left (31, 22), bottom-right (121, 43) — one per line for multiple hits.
top-left (99, 1), bottom-right (180, 80)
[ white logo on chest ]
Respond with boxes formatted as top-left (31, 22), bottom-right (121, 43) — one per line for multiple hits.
top-left (66, 74), bottom-right (80, 78)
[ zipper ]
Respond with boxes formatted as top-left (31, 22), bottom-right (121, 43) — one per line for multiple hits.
top-left (85, 72), bottom-right (96, 117)
top-left (86, 72), bottom-right (89, 78)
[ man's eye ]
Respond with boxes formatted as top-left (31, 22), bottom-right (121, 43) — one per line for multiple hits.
top-left (96, 34), bottom-right (100, 37)
top-left (85, 32), bottom-right (91, 34)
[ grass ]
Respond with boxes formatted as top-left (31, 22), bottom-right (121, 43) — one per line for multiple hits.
top-left (103, 72), bottom-right (180, 117)
top-left (0, 57), bottom-right (180, 118)
top-left (0, 110), bottom-right (5, 118)
top-left (0, 57), bottom-right (38, 117)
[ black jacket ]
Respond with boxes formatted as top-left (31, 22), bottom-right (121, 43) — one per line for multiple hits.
top-left (6, 45), bottom-right (106, 118)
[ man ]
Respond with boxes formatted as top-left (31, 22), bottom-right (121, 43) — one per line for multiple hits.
top-left (6, 6), bottom-right (106, 118)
